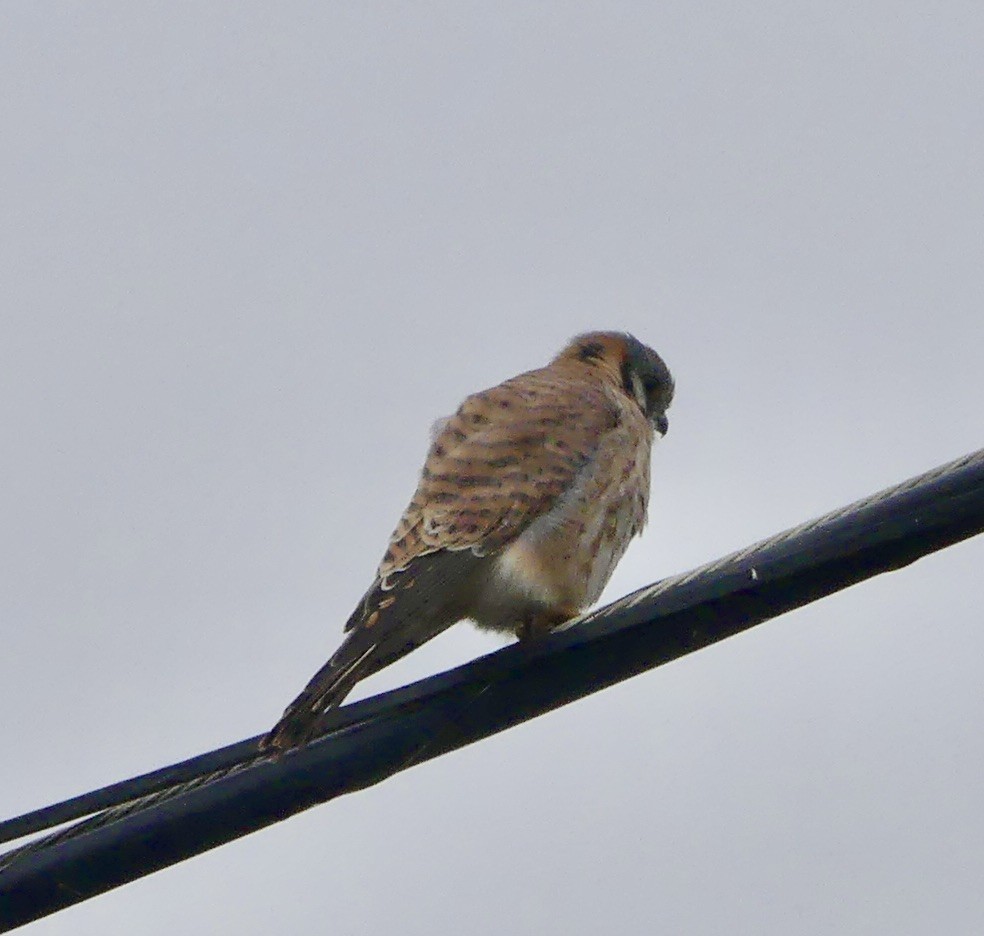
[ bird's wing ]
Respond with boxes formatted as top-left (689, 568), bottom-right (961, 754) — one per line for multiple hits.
top-left (375, 368), bottom-right (621, 585)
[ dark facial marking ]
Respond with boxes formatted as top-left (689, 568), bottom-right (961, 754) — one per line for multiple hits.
top-left (620, 359), bottom-right (640, 404)
top-left (578, 341), bottom-right (605, 362)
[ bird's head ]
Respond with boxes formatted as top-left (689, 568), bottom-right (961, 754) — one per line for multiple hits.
top-left (558, 331), bottom-right (675, 435)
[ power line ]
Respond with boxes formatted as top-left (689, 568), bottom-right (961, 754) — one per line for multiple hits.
top-left (1, 447), bottom-right (982, 932)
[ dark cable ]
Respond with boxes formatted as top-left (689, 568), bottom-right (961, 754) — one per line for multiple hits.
top-left (1, 448), bottom-right (982, 932)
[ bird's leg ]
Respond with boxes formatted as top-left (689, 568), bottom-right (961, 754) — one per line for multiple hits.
top-left (515, 607), bottom-right (576, 642)
top-left (515, 616), bottom-right (539, 642)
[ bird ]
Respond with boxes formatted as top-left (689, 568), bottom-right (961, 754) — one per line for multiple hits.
top-left (261, 331), bottom-right (674, 752)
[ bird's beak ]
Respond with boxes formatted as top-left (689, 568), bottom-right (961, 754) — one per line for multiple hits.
top-left (654, 414), bottom-right (669, 436)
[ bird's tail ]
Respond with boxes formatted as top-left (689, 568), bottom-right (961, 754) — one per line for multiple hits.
top-left (260, 550), bottom-right (481, 753)
top-left (259, 634), bottom-right (377, 753)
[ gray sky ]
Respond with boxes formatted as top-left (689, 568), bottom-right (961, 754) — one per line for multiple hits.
top-left (2, 3), bottom-right (982, 933)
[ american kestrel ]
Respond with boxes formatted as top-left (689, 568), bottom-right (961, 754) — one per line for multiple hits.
top-left (262, 331), bottom-right (674, 752)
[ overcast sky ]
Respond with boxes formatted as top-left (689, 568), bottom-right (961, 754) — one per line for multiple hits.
top-left (2, 3), bottom-right (982, 933)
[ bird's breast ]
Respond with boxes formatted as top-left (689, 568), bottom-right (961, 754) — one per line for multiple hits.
top-left (473, 419), bottom-right (652, 631)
